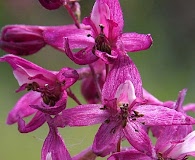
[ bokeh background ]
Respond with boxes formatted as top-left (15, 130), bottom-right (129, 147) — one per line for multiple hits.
top-left (0, 0), bottom-right (195, 159)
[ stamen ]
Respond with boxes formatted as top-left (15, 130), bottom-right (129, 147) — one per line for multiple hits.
top-left (100, 105), bottom-right (107, 110)
top-left (87, 34), bottom-right (92, 37)
top-left (26, 81), bottom-right (64, 107)
top-left (105, 119), bottom-right (110, 124)
top-left (99, 24), bottom-right (104, 33)
top-left (92, 24), bottom-right (111, 55)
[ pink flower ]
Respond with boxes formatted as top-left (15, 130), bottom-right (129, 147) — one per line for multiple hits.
top-left (55, 55), bottom-right (195, 157)
top-left (64, 0), bottom-right (153, 64)
top-left (0, 54), bottom-right (78, 132)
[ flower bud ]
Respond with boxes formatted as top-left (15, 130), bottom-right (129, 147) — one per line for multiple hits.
top-left (38, 0), bottom-right (62, 10)
top-left (0, 25), bottom-right (46, 55)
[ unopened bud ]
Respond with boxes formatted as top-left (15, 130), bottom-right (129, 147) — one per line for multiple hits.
top-left (0, 25), bottom-right (46, 55)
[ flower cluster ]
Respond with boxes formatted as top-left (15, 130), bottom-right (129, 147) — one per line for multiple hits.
top-left (1, 0), bottom-right (195, 160)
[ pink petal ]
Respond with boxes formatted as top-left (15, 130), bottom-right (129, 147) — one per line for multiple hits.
top-left (18, 111), bottom-right (46, 133)
top-left (94, 50), bottom-right (118, 64)
top-left (120, 33), bottom-right (153, 52)
top-left (102, 54), bottom-right (143, 103)
top-left (0, 54), bottom-right (56, 87)
top-left (43, 25), bottom-right (93, 51)
top-left (136, 105), bottom-right (195, 125)
top-left (41, 125), bottom-right (71, 160)
top-left (57, 67), bottom-right (79, 89)
top-left (155, 125), bottom-right (193, 155)
top-left (143, 88), bottom-right (163, 105)
top-left (123, 121), bottom-right (153, 157)
top-left (108, 150), bottom-right (152, 160)
top-left (64, 37), bottom-right (98, 65)
top-left (168, 131), bottom-right (195, 159)
top-left (183, 103), bottom-right (195, 112)
top-left (90, 0), bottom-right (110, 36)
top-left (56, 104), bottom-right (109, 127)
top-left (92, 121), bottom-right (122, 157)
top-left (102, 0), bottom-right (124, 39)
top-left (6, 91), bottom-right (41, 124)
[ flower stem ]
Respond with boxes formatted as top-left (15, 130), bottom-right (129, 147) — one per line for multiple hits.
top-left (67, 88), bottom-right (82, 105)
top-left (105, 64), bottom-right (110, 79)
top-left (89, 64), bottom-right (102, 102)
top-left (117, 139), bottom-right (121, 152)
top-left (63, 2), bottom-right (80, 29)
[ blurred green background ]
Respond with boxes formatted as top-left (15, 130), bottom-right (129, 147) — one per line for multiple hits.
top-left (0, 0), bottom-right (195, 159)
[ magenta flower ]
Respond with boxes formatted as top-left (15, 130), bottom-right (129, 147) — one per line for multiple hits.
top-left (64, 0), bottom-right (153, 64)
top-left (0, 54), bottom-right (78, 132)
top-left (55, 55), bottom-right (195, 157)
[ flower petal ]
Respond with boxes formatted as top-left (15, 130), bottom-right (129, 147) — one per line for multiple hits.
top-left (57, 67), bottom-right (79, 89)
top-left (94, 50), bottom-right (118, 64)
top-left (123, 121), bottom-right (153, 157)
top-left (103, 0), bottom-right (124, 39)
top-left (18, 111), bottom-right (46, 133)
top-left (6, 91), bottom-right (41, 124)
top-left (143, 88), bottom-right (163, 105)
top-left (43, 25), bottom-right (93, 51)
top-left (102, 54), bottom-right (143, 102)
top-left (92, 121), bottom-right (122, 157)
top-left (56, 104), bottom-right (109, 127)
top-left (168, 131), bottom-right (195, 159)
top-left (108, 150), bottom-right (151, 160)
top-left (120, 33), bottom-right (153, 52)
top-left (136, 105), bottom-right (195, 125)
top-left (64, 37), bottom-right (98, 65)
top-left (155, 125), bottom-right (193, 154)
top-left (0, 54), bottom-right (56, 87)
top-left (41, 124), bottom-right (71, 160)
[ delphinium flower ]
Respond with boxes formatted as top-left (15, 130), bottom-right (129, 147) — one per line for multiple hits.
top-left (0, 0), bottom-right (195, 159)
top-left (0, 54), bottom-right (79, 159)
top-left (64, 0), bottom-right (153, 65)
top-left (107, 89), bottom-right (195, 160)
top-left (55, 54), bottom-right (195, 158)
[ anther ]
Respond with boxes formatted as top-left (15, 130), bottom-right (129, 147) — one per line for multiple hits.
top-left (87, 34), bottom-right (92, 37)
top-left (99, 24), bottom-right (104, 32)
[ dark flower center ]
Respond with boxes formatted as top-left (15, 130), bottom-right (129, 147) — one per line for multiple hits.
top-left (92, 24), bottom-right (111, 55)
top-left (26, 81), bottom-right (65, 106)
